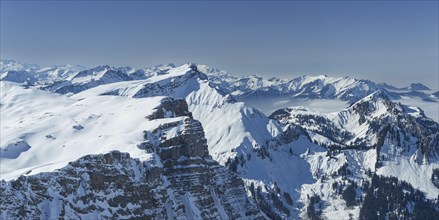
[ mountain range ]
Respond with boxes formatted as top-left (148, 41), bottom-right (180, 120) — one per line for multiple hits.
top-left (1, 59), bottom-right (438, 219)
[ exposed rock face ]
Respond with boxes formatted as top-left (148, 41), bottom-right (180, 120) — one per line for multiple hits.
top-left (147, 97), bottom-right (192, 120)
top-left (154, 119), bottom-right (209, 161)
top-left (0, 98), bottom-right (265, 219)
top-left (146, 99), bottom-right (264, 219)
top-left (0, 151), bottom-right (167, 219)
top-left (133, 66), bottom-right (207, 99)
top-left (0, 150), bottom-right (263, 219)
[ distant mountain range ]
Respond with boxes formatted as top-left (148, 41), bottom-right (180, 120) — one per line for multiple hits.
top-left (2, 59), bottom-right (437, 121)
top-left (1, 59), bottom-right (438, 219)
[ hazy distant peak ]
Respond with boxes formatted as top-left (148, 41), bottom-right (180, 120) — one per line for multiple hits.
top-left (0, 59), bottom-right (40, 72)
top-left (404, 83), bottom-right (431, 91)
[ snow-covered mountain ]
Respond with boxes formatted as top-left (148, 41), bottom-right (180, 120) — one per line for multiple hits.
top-left (403, 83), bottom-right (431, 91)
top-left (270, 91), bottom-right (438, 154)
top-left (199, 65), bottom-right (438, 121)
top-left (1, 60), bottom-right (438, 219)
top-left (0, 80), bottom-right (264, 219)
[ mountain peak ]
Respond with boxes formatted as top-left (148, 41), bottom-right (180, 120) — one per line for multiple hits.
top-left (405, 83), bottom-right (430, 91)
top-left (348, 90), bottom-right (390, 109)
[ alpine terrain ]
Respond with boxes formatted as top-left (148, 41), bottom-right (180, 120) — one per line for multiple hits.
top-left (1, 60), bottom-right (438, 219)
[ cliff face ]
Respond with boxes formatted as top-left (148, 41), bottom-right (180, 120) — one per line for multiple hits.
top-left (1, 151), bottom-right (166, 219)
top-left (0, 98), bottom-right (265, 219)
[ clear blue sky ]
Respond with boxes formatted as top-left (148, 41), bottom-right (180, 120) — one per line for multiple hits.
top-left (1, 1), bottom-right (438, 89)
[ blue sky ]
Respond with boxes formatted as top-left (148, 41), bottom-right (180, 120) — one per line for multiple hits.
top-left (1, 1), bottom-right (438, 89)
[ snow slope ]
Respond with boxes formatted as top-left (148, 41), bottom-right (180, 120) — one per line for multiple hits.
top-left (0, 81), bottom-right (170, 180)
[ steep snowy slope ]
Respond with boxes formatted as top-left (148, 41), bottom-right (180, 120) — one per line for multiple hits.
top-left (186, 82), bottom-right (282, 164)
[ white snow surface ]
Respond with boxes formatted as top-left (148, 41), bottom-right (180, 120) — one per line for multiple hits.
top-left (187, 82), bottom-right (282, 164)
top-left (377, 155), bottom-right (439, 199)
top-left (0, 81), bottom-right (175, 180)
